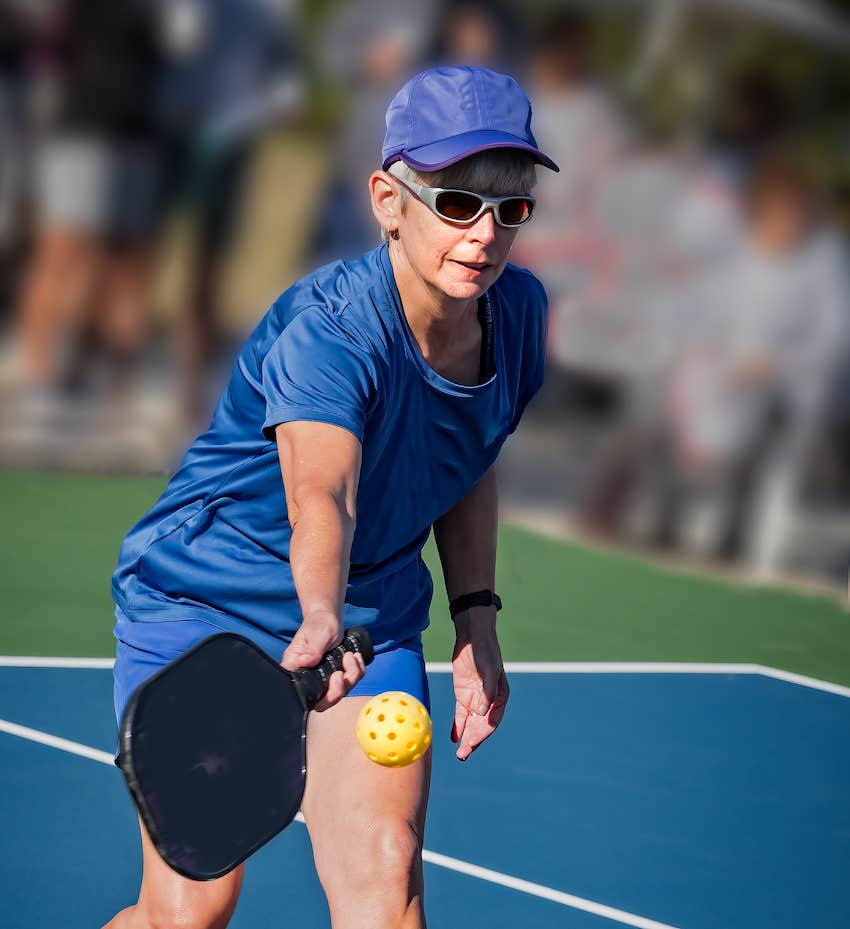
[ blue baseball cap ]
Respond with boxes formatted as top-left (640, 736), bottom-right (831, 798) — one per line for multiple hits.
top-left (381, 66), bottom-right (559, 174)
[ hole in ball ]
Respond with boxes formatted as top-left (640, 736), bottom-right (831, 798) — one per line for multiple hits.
top-left (377, 714), bottom-right (385, 722)
top-left (396, 714), bottom-right (405, 723)
top-left (387, 732), bottom-right (396, 740)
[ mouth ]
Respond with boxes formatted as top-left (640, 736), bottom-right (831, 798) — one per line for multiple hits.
top-left (451, 260), bottom-right (491, 273)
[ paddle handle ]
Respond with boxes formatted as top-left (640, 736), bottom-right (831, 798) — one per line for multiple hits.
top-left (289, 627), bottom-right (374, 710)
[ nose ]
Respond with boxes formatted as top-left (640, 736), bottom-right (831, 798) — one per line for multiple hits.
top-left (469, 208), bottom-right (497, 244)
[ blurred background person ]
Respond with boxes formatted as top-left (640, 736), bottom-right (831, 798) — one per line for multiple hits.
top-left (427, 0), bottom-right (524, 73)
top-left (568, 133), bottom-right (744, 541)
top-left (11, 0), bottom-right (161, 407)
top-left (705, 70), bottom-right (789, 193)
top-left (512, 9), bottom-right (629, 402)
top-left (308, 0), bottom-right (434, 267)
top-left (666, 156), bottom-right (850, 575)
top-left (154, 0), bottom-right (301, 425)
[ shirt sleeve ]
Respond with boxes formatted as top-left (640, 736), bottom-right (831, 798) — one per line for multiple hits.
top-left (508, 276), bottom-right (549, 434)
top-left (261, 306), bottom-right (379, 442)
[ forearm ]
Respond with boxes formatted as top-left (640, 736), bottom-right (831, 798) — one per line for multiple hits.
top-left (289, 492), bottom-right (355, 623)
top-left (433, 465), bottom-right (498, 631)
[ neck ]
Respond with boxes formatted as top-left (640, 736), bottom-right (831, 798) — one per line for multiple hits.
top-left (387, 240), bottom-right (479, 354)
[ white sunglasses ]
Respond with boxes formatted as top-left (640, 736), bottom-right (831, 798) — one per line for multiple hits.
top-left (387, 163), bottom-right (535, 228)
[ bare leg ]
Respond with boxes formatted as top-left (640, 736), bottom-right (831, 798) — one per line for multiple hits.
top-left (17, 226), bottom-right (103, 386)
top-left (102, 814), bottom-right (244, 929)
top-left (100, 244), bottom-right (155, 394)
top-left (302, 696), bottom-right (431, 929)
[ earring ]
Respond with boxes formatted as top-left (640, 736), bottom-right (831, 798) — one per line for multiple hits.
top-left (389, 229), bottom-right (400, 240)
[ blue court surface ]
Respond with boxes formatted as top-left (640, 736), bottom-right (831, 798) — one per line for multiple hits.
top-left (1, 661), bottom-right (849, 929)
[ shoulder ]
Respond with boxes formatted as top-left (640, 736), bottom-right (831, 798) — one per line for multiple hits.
top-left (252, 247), bottom-right (390, 356)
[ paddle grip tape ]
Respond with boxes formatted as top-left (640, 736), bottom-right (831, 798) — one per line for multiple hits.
top-left (289, 627), bottom-right (374, 711)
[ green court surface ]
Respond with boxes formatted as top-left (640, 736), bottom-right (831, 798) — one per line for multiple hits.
top-left (2, 470), bottom-right (849, 686)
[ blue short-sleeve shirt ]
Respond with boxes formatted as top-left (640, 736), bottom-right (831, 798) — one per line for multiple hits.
top-left (112, 243), bottom-right (547, 653)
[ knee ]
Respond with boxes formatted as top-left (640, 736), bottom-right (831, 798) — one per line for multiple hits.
top-left (355, 815), bottom-right (423, 889)
top-left (142, 889), bottom-right (240, 929)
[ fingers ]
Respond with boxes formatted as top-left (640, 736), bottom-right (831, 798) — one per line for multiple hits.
top-left (455, 671), bottom-right (509, 761)
top-left (456, 709), bottom-right (493, 761)
top-left (488, 670), bottom-right (510, 729)
top-left (314, 649), bottom-right (366, 712)
top-left (478, 673), bottom-right (498, 716)
top-left (451, 701), bottom-right (468, 745)
top-left (281, 617), bottom-right (341, 672)
top-left (281, 617), bottom-right (367, 711)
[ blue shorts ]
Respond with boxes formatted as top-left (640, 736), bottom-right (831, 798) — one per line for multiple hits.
top-left (112, 607), bottom-right (430, 753)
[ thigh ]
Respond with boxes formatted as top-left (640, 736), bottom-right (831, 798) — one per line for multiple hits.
top-left (301, 695), bottom-right (431, 889)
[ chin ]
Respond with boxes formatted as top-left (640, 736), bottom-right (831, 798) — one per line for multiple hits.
top-left (438, 268), bottom-right (499, 301)
top-left (441, 281), bottom-right (487, 301)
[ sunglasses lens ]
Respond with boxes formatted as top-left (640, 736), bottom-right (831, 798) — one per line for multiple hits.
top-left (498, 197), bottom-right (534, 225)
top-left (435, 191), bottom-right (483, 221)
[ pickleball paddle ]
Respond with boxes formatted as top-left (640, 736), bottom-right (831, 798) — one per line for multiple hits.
top-left (115, 628), bottom-right (373, 880)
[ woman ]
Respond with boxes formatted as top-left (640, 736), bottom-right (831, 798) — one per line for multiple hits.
top-left (104, 65), bottom-right (557, 929)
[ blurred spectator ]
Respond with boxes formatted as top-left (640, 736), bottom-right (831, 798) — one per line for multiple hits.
top-left (666, 156), bottom-right (850, 572)
top-left (707, 70), bottom-right (789, 192)
top-left (12, 0), bottom-right (161, 402)
top-left (155, 0), bottom-right (301, 423)
top-left (428, 0), bottom-right (525, 73)
top-left (309, 0), bottom-right (434, 266)
top-left (514, 10), bottom-right (629, 376)
top-left (568, 139), bottom-right (743, 539)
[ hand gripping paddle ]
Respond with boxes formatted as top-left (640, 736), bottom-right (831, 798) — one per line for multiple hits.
top-left (116, 628), bottom-right (374, 880)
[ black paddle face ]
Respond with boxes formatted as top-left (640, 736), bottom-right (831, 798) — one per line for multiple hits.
top-left (118, 635), bottom-right (306, 880)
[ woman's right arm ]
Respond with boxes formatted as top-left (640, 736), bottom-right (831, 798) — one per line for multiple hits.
top-left (274, 419), bottom-right (366, 707)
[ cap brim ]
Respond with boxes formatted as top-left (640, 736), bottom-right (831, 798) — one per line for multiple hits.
top-left (384, 129), bottom-right (559, 173)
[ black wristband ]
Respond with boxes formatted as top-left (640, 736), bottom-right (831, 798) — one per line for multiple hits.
top-left (449, 590), bottom-right (502, 619)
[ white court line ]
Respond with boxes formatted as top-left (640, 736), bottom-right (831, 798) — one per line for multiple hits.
top-left (0, 719), bottom-right (682, 929)
top-left (0, 656), bottom-right (115, 668)
top-left (0, 718), bottom-right (115, 765)
top-left (432, 662), bottom-right (850, 699)
top-left (425, 662), bottom-right (757, 674)
top-left (420, 850), bottom-right (681, 929)
top-left (752, 665), bottom-right (850, 699)
top-left (2, 656), bottom-right (850, 699)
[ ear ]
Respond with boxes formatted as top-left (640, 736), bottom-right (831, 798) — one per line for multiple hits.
top-left (369, 170), bottom-right (400, 237)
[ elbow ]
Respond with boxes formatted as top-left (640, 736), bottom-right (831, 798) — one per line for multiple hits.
top-left (289, 486), bottom-right (357, 532)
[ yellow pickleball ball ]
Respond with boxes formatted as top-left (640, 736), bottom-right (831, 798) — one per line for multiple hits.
top-left (356, 691), bottom-right (432, 767)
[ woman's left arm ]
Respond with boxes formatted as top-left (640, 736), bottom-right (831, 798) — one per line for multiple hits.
top-left (433, 465), bottom-right (509, 761)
